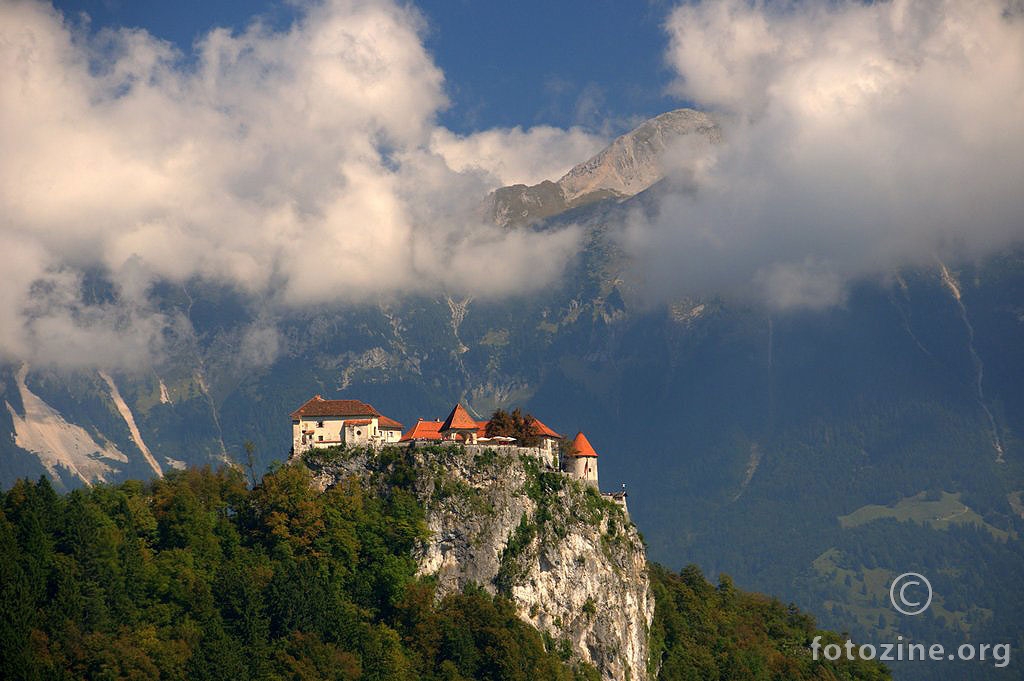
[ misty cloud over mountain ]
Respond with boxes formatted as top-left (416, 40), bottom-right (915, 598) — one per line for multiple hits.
top-left (629, 0), bottom-right (1024, 309)
top-left (0, 0), bottom-right (599, 368)
top-left (2, 0), bottom-right (1024, 370)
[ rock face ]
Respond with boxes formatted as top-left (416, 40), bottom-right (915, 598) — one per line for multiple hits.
top-left (557, 108), bottom-right (719, 206)
top-left (310, 444), bottom-right (653, 681)
top-left (489, 108), bottom-right (720, 227)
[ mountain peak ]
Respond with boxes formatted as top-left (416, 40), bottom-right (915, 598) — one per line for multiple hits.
top-left (557, 108), bottom-right (719, 205)
top-left (488, 108), bottom-right (719, 228)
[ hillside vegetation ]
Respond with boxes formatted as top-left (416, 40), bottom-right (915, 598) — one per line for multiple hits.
top-left (1, 449), bottom-right (887, 680)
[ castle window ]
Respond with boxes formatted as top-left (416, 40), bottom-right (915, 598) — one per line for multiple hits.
top-left (316, 420), bottom-right (324, 428)
top-left (356, 430), bottom-right (362, 436)
top-left (318, 435), bottom-right (323, 442)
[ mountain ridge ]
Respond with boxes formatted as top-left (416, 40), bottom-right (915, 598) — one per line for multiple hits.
top-left (488, 108), bottom-right (719, 228)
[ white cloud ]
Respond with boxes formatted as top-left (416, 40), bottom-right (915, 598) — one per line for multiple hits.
top-left (430, 125), bottom-right (607, 187)
top-left (631, 0), bottom-right (1024, 310)
top-left (240, 322), bottom-right (282, 368)
top-left (18, 267), bottom-right (174, 370)
top-left (0, 0), bottom-right (587, 368)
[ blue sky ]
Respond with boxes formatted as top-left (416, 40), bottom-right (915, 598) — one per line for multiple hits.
top-left (52, 0), bottom-right (679, 135)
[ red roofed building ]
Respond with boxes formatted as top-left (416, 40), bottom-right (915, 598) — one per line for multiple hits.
top-left (290, 396), bottom-right (606, 494)
top-left (399, 419), bottom-right (444, 443)
top-left (563, 431), bottom-right (599, 487)
top-left (378, 415), bottom-right (404, 431)
top-left (529, 417), bottom-right (561, 440)
top-left (291, 395), bottom-right (403, 453)
top-left (440, 403), bottom-right (480, 443)
top-left (527, 417), bottom-right (562, 459)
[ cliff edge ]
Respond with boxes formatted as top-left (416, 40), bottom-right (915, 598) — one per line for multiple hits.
top-left (307, 444), bottom-right (653, 681)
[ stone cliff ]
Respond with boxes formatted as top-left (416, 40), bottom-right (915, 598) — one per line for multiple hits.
top-left (307, 444), bottom-right (653, 681)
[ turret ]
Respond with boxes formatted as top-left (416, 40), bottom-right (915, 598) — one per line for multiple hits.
top-left (564, 431), bottom-right (599, 488)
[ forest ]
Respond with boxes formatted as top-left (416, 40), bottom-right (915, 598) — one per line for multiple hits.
top-left (1, 451), bottom-right (887, 680)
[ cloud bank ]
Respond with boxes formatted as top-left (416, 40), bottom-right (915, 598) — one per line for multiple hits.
top-left (430, 126), bottom-right (606, 187)
top-left (628, 0), bottom-right (1024, 310)
top-left (4, 0), bottom-right (1024, 371)
top-left (0, 0), bottom-right (598, 368)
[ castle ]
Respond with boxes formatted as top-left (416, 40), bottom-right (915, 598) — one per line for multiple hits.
top-left (290, 396), bottom-right (626, 509)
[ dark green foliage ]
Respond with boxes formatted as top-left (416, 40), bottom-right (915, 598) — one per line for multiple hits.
top-left (806, 519), bottom-right (1024, 681)
top-left (0, 450), bottom-right (889, 681)
top-left (649, 563), bottom-right (891, 681)
top-left (403, 583), bottom-right (600, 681)
top-left (521, 455), bottom-right (566, 503)
top-left (495, 516), bottom-right (537, 595)
top-left (0, 464), bottom-right (595, 680)
top-left (486, 408), bottom-right (542, 447)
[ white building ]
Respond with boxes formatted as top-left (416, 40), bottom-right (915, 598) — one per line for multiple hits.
top-left (563, 431), bottom-right (599, 488)
top-left (291, 395), bottom-right (403, 453)
top-left (528, 417), bottom-right (562, 463)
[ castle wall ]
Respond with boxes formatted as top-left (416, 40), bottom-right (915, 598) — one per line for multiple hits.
top-left (425, 443), bottom-right (559, 469)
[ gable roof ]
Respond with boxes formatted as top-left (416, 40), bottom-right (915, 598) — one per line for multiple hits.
top-left (291, 395), bottom-right (380, 419)
top-left (400, 419), bottom-right (443, 442)
top-left (440, 403), bottom-right (478, 431)
top-left (378, 415), bottom-right (404, 430)
top-left (570, 431), bottom-right (598, 458)
top-left (529, 417), bottom-right (561, 439)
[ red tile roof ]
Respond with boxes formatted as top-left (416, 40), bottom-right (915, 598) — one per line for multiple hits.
top-left (343, 419), bottom-right (372, 427)
top-left (571, 431), bottom-right (598, 458)
top-left (378, 415), bottom-right (404, 430)
top-left (291, 395), bottom-right (380, 419)
top-left (441, 403), bottom-right (478, 431)
top-left (529, 417), bottom-right (561, 439)
top-left (400, 419), bottom-right (443, 442)
top-left (475, 415), bottom-right (560, 441)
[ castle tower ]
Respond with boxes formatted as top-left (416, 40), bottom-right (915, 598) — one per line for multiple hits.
top-left (566, 431), bottom-right (599, 488)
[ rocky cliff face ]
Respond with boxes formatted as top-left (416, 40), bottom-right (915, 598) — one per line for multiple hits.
top-left (556, 108), bottom-right (719, 206)
top-left (309, 444), bottom-right (653, 681)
